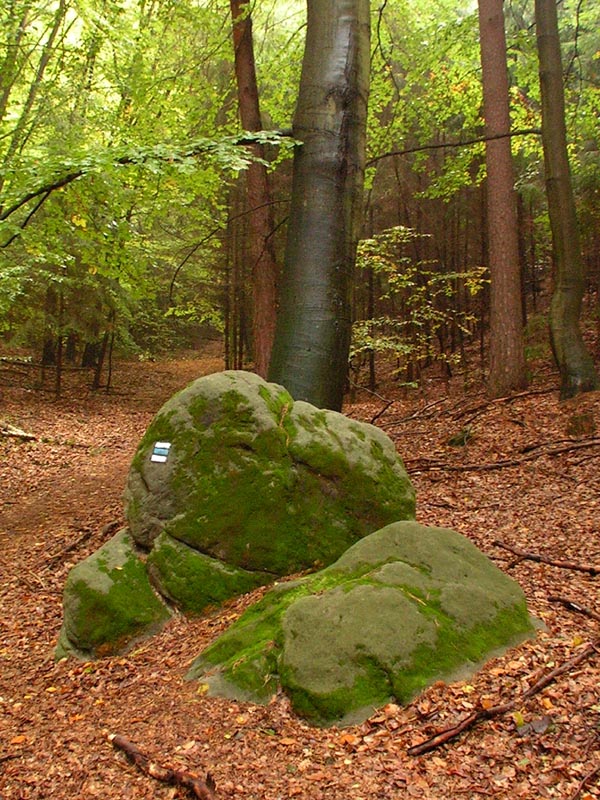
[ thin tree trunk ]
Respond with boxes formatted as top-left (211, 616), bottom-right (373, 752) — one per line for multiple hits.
top-left (268, 0), bottom-right (370, 410)
top-left (535, 0), bottom-right (599, 398)
top-left (478, 0), bottom-right (528, 397)
top-left (0, 3), bottom-right (31, 126)
top-left (0, 0), bottom-right (68, 193)
top-left (230, 0), bottom-right (279, 378)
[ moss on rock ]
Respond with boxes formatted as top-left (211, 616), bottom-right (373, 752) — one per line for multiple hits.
top-left (146, 532), bottom-right (273, 613)
top-left (56, 530), bottom-right (170, 659)
top-left (187, 521), bottom-right (534, 726)
top-left (125, 370), bottom-right (416, 576)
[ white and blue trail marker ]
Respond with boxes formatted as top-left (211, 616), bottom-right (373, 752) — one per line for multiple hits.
top-left (150, 442), bottom-right (172, 463)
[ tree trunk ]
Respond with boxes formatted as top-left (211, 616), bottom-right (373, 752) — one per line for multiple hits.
top-left (230, 0), bottom-right (279, 378)
top-left (535, 0), bottom-right (599, 398)
top-left (478, 0), bottom-right (528, 397)
top-left (268, 0), bottom-right (370, 410)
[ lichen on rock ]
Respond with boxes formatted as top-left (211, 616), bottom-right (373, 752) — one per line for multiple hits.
top-left (187, 521), bottom-right (534, 726)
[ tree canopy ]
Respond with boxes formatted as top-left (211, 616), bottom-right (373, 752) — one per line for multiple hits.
top-left (1, 0), bottom-right (598, 395)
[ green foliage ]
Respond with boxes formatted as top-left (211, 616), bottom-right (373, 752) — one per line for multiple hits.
top-left (1, 0), bottom-right (599, 371)
top-left (0, 0), bottom-right (297, 364)
top-left (352, 226), bottom-right (486, 378)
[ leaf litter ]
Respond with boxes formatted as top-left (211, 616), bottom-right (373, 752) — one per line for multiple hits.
top-left (0, 354), bottom-right (599, 799)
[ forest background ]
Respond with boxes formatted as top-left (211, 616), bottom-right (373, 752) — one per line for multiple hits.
top-left (1, 0), bottom-right (599, 393)
top-left (2, 3), bottom-right (600, 797)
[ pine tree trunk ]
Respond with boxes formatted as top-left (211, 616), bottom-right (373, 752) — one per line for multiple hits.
top-left (478, 0), bottom-right (527, 397)
top-left (535, 0), bottom-right (599, 398)
top-left (230, 0), bottom-right (279, 378)
top-left (268, 0), bottom-right (370, 410)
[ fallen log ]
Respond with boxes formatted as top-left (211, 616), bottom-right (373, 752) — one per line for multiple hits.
top-left (108, 733), bottom-right (216, 799)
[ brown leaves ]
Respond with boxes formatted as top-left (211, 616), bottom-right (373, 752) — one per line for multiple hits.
top-left (1, 358), bottom-right (600, 799)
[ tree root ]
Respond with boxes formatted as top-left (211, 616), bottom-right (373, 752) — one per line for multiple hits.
top-left (108, 733), bottom-right (216, 799)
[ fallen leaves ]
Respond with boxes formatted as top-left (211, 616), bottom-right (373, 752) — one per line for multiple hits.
top-left (1, 357), bottom-right (600, 799)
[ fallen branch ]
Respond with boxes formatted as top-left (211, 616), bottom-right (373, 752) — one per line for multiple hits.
top-left (108, 733), bottom-right (216, 800)
top-left (1, 422), bottom-right (37, 441)
top-left (406, 437), bottom-right (600, 473)
top-left (370, 399), bottom-right (395, 425)
top-left (449, 386), bottom-right (555, 423)
top-left (407, 641), bottom-right (598, 757)
top-left (495, 541), bottom-right (600, 576)
top-left (549, 596), bottom-right (600, 624)
top-left (381, 398), bottom-right (447, 428)
top-left (569, 764), bottom-right (600, 800)
top-left (45, 521), bottom-right (121, 569)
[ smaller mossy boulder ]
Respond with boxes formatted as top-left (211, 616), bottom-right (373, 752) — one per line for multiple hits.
top-left (187, 521), bottom-right (534, 726)
top-left (125, 370), bottom-right (415, 576)
top-left (56, 530), bottom-right (171, 660)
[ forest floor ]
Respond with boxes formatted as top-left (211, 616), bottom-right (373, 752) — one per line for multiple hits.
top-left (1, 351), bottom-right (599, 800)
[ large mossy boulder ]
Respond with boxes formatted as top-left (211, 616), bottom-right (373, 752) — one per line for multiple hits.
top-left (57, 371), bottom-right (416, 659)
top-left (125, 370), bottom-right (415, 577)
top-left (56, 530), bottom-right (171, 659)
top-left (187, 521), bottom-right (534, 726)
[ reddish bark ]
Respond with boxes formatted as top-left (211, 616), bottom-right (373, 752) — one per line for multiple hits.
top-left (477, 0), bottom-right (527, 397)
top-left (230, 0), bottom-right (279, 377)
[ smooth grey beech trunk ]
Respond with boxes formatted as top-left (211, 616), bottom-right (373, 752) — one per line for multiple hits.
top-left (535, 0), bottom-right (599, 398)
top-left (268, 0), bottom-right (370, 411)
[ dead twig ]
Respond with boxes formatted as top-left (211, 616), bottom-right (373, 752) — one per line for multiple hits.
top-left (1, 422), bottom-right (37, 441)
top-left (406, 438), bottom-right (600, 473)
top-left (108, 733), bottom-right (216, 800)
top-left (44, 522), bottom-right (119, 569)
top-left (549, 596), bottom-right (600, 624)
top-left (495, 541), bottom-right (600, 576)
top-left (569, 764), bottom-right (600, 800)
top-left (451, 386), bottom-right (555, 422)
top-left (407, 641), bottom-right (598, 757)
top-left (381, 398), bottom-right (447, 428)
top-left (370, 399), bottom-right (395, 424)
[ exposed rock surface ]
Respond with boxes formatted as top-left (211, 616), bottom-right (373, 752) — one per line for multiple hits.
top-left (187, 521), bottom-right (534, 726)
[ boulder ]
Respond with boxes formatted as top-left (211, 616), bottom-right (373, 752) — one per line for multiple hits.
top-left (57, 371), bottom-right (416, 658)
top-left (125, 370), bottom-right (415, 577)
top-left (56, 530), bottom-right (171, 659)
top-left (187, 521), bottom-right (534, 726)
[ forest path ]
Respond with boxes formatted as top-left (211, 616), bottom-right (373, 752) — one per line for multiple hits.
top-left (1, 355), bottom-right (599, 800)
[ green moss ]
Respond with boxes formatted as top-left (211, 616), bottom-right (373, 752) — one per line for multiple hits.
top-left (280, 656), bottom-right (393, 725)
top-left (388, 602), bottom-right (531, 703)
top-left (187, 523), bottom-right (534, 725)
top-left (60, 531), bottom-right (170, 658)
top-left (147, 532), bottom-right (272, 614)
top-left (126, 370), bottom-right (415, 582)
